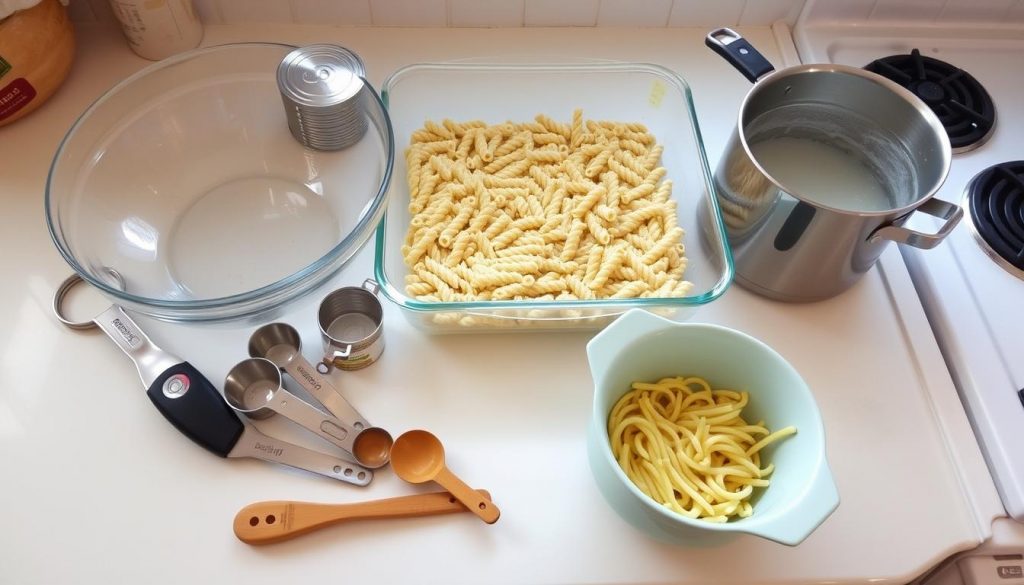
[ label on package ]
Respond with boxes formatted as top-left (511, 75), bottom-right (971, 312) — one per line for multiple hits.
top-left (0, 78), bottom-right (37, 123)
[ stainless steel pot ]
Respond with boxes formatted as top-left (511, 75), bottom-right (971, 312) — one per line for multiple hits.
top-left (705, 28), bottom-right (960, 302)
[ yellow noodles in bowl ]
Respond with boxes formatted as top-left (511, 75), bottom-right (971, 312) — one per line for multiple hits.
top-left (608, 376), bottom-right (796, 522)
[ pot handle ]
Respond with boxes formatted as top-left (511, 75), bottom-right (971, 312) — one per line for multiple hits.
top-left (705, 28), bottom-right (776, 83)
top-left (868, 198), bottom-right (963, 249)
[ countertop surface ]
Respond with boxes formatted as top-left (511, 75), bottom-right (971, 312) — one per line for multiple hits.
top-left (0, 23), bottom-right (1005, 585)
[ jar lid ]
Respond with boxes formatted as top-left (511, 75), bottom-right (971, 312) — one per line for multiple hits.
top-left (276, 44), bottom-right (367, 108)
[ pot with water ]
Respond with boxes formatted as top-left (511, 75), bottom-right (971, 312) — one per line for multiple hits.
top-left (705, 28), bottom-right (960, 302)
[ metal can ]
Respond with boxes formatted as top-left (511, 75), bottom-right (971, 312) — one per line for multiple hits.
top-left (276, 44), bottom-right (369, 151)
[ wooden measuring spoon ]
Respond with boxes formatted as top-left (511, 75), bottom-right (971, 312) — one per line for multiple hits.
top-left (390, 430), bottom-right (500, 524)
top-left (234, 489), bottom-right (492, 545)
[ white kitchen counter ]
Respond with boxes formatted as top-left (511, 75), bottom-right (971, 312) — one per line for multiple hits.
top-left (0, 23), bottom-right (1005, 584)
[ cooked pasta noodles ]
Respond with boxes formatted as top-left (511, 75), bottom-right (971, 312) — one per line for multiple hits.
top-left (402, 110), bottom-right (692, 305)
top-left (608, 376), bottom-right (796, 522)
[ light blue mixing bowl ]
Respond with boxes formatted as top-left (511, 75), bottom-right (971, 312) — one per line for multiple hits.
top-left (586, 309), bottom-right (839, 546)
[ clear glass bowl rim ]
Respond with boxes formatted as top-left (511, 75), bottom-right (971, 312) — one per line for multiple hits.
top-left (45, 42), bottom-right (396, 316)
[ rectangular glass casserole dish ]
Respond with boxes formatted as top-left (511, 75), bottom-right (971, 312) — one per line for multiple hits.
top-left (374, 62), bottom-right (733, 332)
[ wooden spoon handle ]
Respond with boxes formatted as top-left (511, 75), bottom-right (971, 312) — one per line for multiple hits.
top-left (233, 489), bottom-right (492, 545)
top-left (435, 467), bottom-right (501, 524)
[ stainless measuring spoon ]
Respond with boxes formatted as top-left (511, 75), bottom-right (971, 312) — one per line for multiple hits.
top-left (249, 323), bottom-right (370, 428)
top-left (53, 273), bottom-right (370, 487)
top-left (224, 358), bottom-right (391, 469)
top-left (248, 323), bottom-right (393, 468)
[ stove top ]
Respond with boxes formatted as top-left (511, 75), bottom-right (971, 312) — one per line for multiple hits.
top-left (865, 49), bottom-right (996, 153)
top-left (796, 29), bottom-right (1024, 523)
top-left (965, 161), bottom-right (1024, 278)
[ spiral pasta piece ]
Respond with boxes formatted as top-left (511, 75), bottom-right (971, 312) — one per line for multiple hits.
top-left (401, 110), bottom-right (692, 308)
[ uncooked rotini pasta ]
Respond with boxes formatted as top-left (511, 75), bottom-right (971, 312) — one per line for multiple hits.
top-left (402, 110), bottom-right (692, 304)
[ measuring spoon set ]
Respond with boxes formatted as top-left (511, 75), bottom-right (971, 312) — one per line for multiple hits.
top-left (229, 320), bottom-right (393, 476)
top-left (54, 275), bottom-right (389, 485)
top-left (55, 273), bottom-right (500, 537)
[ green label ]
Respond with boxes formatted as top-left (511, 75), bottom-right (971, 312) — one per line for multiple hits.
top-left (0, 56), bottom-right (11, 80)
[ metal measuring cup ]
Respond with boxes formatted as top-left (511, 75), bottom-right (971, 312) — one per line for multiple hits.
top-left (248, 323), bottom-right (393, 468)
top-left (53, 273), bottom-right (371, 487)
top-left (317, 279), bottom-right (384, 373)
top-left (224, 358), bottom-right (391, 469)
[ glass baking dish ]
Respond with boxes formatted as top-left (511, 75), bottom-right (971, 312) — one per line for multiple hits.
top-left (373, 62), bottom-right (733, 332)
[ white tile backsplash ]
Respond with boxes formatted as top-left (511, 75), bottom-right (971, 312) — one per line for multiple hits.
top-left (938, 0), bottom-right (1013, 22)
top-left (801, 0), bottom-right (877, 21)
top-left (525, 0), bottom-right (599, 26)
top-left (806, 0), bottom-right (1021, 22)
top-left (597, 0), bottom-right (673, 27)
top-left (292, 0), bottom-right (372, 25)
top-left (669, 0), bottom-right (746, 26)
top-left (220, 0), bottom-right (292, 23)
top-left (75, 0), bottom-right (1021, 29)
top-left (72, 0), bottom-right (806, 26)
top-left (739, 0), bottom-right (802, 24)
top-left (870, 0), bottom-right (945, 20)
top-left (450, 0), bottom-right (524, 26)
top-left (370, 0), bottom-right (447, 26)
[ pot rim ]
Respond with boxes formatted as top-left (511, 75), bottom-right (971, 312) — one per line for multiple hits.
top-left (735, 63), bottom-right (952, 218)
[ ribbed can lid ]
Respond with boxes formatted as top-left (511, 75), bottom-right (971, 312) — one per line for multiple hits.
top-left (276, 44), bottom-right (366, 107)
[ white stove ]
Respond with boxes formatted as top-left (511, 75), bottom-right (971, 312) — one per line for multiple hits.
top-left (796, 6), bottom-right (1024, 582)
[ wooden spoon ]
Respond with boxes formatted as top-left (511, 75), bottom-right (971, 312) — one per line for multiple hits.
top-left (390, 430), bottom-right (500, 524)
top-left (233, 489), bottom-right (491, 545)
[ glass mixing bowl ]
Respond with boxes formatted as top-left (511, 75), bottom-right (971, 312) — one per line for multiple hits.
top-left (46, 43), bottom-right (394, 321)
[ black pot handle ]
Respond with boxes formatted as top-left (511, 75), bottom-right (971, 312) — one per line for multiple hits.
top-left (705, 28), bottom-right (776, 83)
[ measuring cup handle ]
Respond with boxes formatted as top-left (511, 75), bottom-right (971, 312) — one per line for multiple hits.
top-left (146, 362), bottom-right (245, 457)
top-left (316, 345), bottom-right (352, 374)
top-left (229, 426), bottom-right (372, 486)
top-left (705, 28), bottom-right (776, 83)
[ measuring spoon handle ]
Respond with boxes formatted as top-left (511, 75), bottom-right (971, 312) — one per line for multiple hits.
top-left (145, 361), bottom-right (246, 457)
top-left (271, 390), bottom-right (358, 454)
top-left (434, 467), bottom-right (500, 524)
top-left (92, 306), bottom-right (246, 456)
top-left (233, 489), bottom-right (492, 545)
top-left (93, 305), bottom-right (182, 388)
top-left (283, 359), bottom-right (370, 429)
top-left (228, 426), bottom-right (372, 486)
